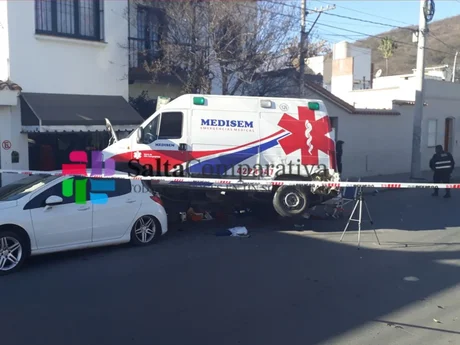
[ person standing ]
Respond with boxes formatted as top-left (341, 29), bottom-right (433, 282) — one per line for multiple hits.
top-left (336, 140), bottom-right (344, 175)
top-left (429, 144), bottom-right (455, 198)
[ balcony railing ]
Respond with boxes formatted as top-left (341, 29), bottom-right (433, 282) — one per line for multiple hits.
top-left (128, 36), bottom-right (210, 84)
top-left (128, 37), bottom-right (162, 69)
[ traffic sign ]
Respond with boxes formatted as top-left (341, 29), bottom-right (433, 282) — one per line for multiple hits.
top-left (2, 140), bottom-right (11, 150)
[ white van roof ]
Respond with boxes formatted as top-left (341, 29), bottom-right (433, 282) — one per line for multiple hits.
top-left (157, 94), bottom-right (327, 112)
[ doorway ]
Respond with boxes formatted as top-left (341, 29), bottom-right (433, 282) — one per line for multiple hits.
top-left (330, 117), bottom-right (338, 141)
top-left (444, 117), bottom-right (454, 153)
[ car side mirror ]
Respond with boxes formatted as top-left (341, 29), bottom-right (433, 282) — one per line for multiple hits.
top-left (45, 195), bottom-right (63, 206)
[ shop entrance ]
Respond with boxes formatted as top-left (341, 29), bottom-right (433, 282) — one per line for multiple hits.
top-left (28, 131), bottom-right (112, 171)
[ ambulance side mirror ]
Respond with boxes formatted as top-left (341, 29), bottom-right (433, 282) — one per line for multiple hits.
top-left (136, 127), bottom-right (143, 143)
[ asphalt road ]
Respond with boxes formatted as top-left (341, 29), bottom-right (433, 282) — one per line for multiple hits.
top-left (1, 188), bottom-right (460, 345)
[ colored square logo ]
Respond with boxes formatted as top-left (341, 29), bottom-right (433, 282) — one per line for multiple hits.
top-left (61, 150), bottom-right (116, 205)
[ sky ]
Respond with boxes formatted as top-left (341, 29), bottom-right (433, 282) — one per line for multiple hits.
top-left (302, 0), bottom-right (460, 43)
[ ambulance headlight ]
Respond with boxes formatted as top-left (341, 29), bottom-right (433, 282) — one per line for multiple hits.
top-left (308, 102), bottom-right (320, 110)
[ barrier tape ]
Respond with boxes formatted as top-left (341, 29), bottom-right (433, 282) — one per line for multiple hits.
top-left (0, 169), bottom-right (458, 189)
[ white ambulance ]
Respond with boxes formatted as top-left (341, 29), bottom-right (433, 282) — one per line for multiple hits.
top-left (102, 94), bottom-right (340, 217)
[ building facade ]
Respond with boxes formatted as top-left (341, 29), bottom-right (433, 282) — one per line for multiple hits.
top-left (0, 0), bottom-right (144, 186)
top-left (127, 0), bottom-right (183, 105)
top-left (324, 41), bottom-right (460, 178)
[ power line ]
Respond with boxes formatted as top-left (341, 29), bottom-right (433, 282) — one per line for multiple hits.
top-left (309, 20), bottom-right (454, 56)
top-left (427, 32), bottom-right (459, 52)
top-left (305, 2), bottom-right (459, 56)
top-left (312, 0), bottom-right (414, 26)
top-left (319, 11), bottom-right (415, 32)
top-left (268, 0), bottom-right (415, 31)
top-left (220, 1), bottom-right (455, 57)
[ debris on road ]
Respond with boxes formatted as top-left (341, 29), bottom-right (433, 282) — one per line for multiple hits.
top-left (433, 318), bottom-right (442, 324)
top-left (215, 226), bottom-right (250, 237)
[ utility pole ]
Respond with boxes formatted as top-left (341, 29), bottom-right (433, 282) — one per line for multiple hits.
top-left (452, 51), bottom-right (458, 82)
top-left (299, 0), bottom-right (307, 98)
top-left (410, 0), bottom-right (434, 179)
top-left (298, 3), bottom-right (335, 98)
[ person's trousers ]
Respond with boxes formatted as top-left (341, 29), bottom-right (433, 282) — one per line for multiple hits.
top-left (433, 171), bottom-right (451, 195)
top-left (337, 157), bottom-right (342, 174)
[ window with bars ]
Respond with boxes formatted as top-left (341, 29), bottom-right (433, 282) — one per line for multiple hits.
top-left (129, 7), bottom-right (163, 68)
top-left (35, 0), bottom-right (104, 41)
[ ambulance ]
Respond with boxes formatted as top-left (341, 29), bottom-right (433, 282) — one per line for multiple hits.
top-left (102, 94), bottom-right (341, 217)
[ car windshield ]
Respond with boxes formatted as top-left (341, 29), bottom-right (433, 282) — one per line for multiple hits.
top-left (0, 174), bottom-right (59, 201)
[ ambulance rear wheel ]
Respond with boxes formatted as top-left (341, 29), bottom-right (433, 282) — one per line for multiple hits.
top-left (272, 185), bottom-right (309, 217)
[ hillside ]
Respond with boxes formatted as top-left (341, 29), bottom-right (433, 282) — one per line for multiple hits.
top-left (353, 15), bottom-right (460, 76)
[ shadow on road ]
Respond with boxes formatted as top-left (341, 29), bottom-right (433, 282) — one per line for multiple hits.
top-left (1, 190), bottom-right (460, 345)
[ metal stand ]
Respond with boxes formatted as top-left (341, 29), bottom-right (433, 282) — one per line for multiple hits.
top-left (340, 186), bottom-right (381, 248)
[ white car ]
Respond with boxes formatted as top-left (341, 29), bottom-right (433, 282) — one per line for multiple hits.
top-left (0, 171), bottom-right (168, 275)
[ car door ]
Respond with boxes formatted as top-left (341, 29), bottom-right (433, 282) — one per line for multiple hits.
top-left (134, 110), bottom-right (190, 175)
top-left (90, 178), bottom-right (141, 242)
top-left (24, 176), bottom-right (93, 249)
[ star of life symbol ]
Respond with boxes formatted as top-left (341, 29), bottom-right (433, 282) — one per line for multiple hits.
top-left (277, 106), bottom-right (335, 166)
top-left (305, 120), bottom-right (313, 155)
top-left (133, 151), bottom-right (142, 160)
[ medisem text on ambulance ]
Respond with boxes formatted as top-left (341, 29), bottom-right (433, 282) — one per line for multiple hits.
top-left (127, 158), bottom-right (329, 180)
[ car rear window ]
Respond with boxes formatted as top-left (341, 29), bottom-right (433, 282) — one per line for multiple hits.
top-left (0, 175), bottom-right (59, 201)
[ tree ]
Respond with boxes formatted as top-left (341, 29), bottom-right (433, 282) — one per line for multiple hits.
top-left (129, 91), bottom-right (157, 120)
top-left (378, 36), bottom-right (398, 76)
top-left (127, 0), bottom-right (213, 94)
top-left (239, 32), bottom-right (332, 97)
top-left (128, 0), bottom-right (301, 95)
top-left (207, 1), bottom-right (300, 95)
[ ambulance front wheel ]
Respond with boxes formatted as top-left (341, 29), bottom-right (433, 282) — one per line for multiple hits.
top-left (272, 185), bottom-right (309, 217)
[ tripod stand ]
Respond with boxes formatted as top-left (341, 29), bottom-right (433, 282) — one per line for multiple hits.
top-left (339, 186), bottom-right (381, 248)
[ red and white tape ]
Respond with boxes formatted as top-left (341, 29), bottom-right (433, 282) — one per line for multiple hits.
top-left (0, 169), bottom-right (458, 189)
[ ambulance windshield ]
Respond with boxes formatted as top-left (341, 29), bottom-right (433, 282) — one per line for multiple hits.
top-left (142, 115), bottom-right (161, 144)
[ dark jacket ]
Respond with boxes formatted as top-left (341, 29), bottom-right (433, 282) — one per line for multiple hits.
top-left (430, 151), bottom-right (455, 174)
top-left (336, 141), bottom-right (344, 158)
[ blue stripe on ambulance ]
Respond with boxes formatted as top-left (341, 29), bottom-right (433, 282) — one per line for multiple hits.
top-left (187, 133), bottom-right (289, 176)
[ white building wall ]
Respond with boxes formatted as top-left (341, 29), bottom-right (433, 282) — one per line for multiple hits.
top-left (6, 0), bottom-right (129, 99)
top-left (332, 41), bottom-right (348, 60)
top-left (342, 79), bottom-right (460, 177)
top-left (421, 80), bottom-right (460, 166)
top-left (330, 41), bottom-right (373, 99)
top-left (306, 55), bottom-right (332, 90)
top-left (0, 91), bottom-right (29, 186)
top-left (343, 86), bottom-right (414, 109)
top-left (372, 75), bottom-right (414, 89)
top-left (349, 45), bottom-right (371, 88)
top-left (330, 74), bottom-right (353, 100)
top-left (372, 70), bottom-right (451, 90)
top-left (0, 1), bottom-right (10, 81)
top-left (339, 110), bottom-right (413, 178)
top-left (313, 100), bottom-right (413, 178)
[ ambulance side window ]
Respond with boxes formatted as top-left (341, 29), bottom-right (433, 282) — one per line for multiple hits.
top-left (158, 112), bottom-right (183, 139)
top-left (143, 116), bottom-right (160, 144)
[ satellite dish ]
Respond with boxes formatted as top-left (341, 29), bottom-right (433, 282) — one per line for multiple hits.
top-left (375, 69), bottom-right (383, 78)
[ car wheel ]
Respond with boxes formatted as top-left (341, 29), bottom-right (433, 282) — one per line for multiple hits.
top-left (131, 215), bottom-right (160, 246)
top-left (272, 185), bottom-right (309, 217)
top-left (0, 230), bottom-right (27, 276)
